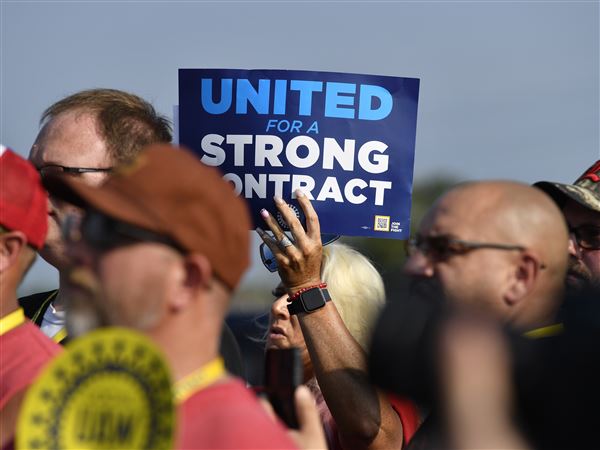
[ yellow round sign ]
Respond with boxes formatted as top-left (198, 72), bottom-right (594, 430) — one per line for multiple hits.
top-left (16, 327), bottom-right (175, 449)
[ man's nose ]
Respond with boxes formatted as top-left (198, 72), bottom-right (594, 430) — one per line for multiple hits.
top-left (568, 231), bottom-right (582, 258)
top-left (403, 251), bottom-right (435, 277)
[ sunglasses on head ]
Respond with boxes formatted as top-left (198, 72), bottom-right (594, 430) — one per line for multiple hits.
top-left (259, 234), bottom-right (340, 272)
top-left (405, 234), bottom-right (527, 262)
top-left (63, 210), bottom-right (183, 253)
top-left (569, 224), bottom-right (600, 250)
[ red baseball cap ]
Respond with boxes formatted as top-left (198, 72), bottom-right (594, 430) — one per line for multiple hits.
top-left (0, 145), bottom-right (48, 249)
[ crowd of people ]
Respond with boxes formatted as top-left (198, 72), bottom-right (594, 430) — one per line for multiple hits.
top-left (1, 87), bottom-right (598, 449)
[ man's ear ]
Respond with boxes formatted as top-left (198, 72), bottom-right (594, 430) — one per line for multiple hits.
top-left (0, 232), bottom-right (27, 273)
top-left (169, 253), bottom-right (213, 312)
top-left (183, 253), bottom-right (213, 290)
top-left (505, 251), bottom-right (541, 306)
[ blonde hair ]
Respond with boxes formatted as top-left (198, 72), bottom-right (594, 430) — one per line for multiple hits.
top-left (321, 243), bottom-right (385, 350)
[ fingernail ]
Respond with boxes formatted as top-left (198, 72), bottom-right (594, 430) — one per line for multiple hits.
top-left (260, 209), bottom-right (270, 218)
top-left (255, 227), bottom-right (265, 235)
top-left (295, 189), bottom-right (304, 198)
top-left (273, 195), bottom-right (284, 204)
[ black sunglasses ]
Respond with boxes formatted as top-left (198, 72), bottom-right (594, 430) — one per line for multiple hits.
top-left (260, 234), bottom-right (340, 272)
top-left (37, 164), bottom-right (113, 180)
top-left (406, 234), bottom-right (527, 262)
top-left (63, 210), bottom-right (183, 253)
top-left (569, 224), bottom-right (600, 250)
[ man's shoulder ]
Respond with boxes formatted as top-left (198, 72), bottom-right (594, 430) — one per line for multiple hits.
top-left (2, 321), bottom-right (62, 358)
top-left (177, 378), bottom-right (295, 449)
top-left (18, 289), bottom-right (58, 322)
top-left (184, 378), bottom-right (287, 431)
top-left (1, 322), bottom-right (62, 409)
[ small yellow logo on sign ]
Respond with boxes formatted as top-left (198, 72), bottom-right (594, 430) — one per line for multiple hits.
top-left (374, 215), bottom-right (391, 232)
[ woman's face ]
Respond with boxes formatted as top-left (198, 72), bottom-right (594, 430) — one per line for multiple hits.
top-left (266, 282), bottom-right (312, 378)
top-left (266, 283), bottom-right (307, 350)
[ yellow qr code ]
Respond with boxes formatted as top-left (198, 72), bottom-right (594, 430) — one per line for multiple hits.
top-left (374, 215), bottom-right (390, 232)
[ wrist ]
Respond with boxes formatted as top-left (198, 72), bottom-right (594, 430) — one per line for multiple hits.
top-left (287, 283), bottom-right (331, 316)
top-left (287, 279), bottom-right (324, 297)
top-left (288, 283), bottom-right (327, 303)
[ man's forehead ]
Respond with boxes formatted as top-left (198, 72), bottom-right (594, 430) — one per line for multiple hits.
top-left (419, 191), bottom-right (483, 236)
top-left (30, 111), bottom-right (110, 166)
top-left (419, 202), bottom-right (468, 237)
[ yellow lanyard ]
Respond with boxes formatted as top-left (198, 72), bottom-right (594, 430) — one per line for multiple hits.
top-left (31, 290), bottom-right (66, 343)
top-left (174, 357), bottom-right (226, 403)
top-left (52, 327), bottom-right (68, 343)
top-left (0, 308), bottom-right (26, 336)
top-left (524, 323), bottom-right (564, 339)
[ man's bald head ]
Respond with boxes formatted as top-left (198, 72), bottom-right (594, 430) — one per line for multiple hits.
top-left (406, 181), bottom-right (569, 329)
top-left (438, 181), bottom-right (568, 263)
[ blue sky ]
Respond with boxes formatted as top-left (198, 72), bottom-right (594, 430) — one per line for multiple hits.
top-left (1, 0), bottom-right (598, 299)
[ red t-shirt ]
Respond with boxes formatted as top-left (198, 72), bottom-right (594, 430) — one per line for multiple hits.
top-left (176, 378), bottom-right (297, 449)
top-left (0, 321), bottom-right (62, 409)
top-left (314, 384), bottom-right (419, 450)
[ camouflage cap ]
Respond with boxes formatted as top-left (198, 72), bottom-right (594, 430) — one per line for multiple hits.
top-left (534, 160), bottom-right (600, 213)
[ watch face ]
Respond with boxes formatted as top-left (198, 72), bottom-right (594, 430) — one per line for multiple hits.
top-left (301, 289), bottom-right (327, 312)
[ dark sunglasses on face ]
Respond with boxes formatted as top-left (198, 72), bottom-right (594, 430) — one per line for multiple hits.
top-left (62, 210), bottom-right (183, 253)
top-left (405, 234), bottom-right (527, 262)
top-left (259, 234), bottom-right (340, 272)
top-left (37, 164), bottom-right (113, 180)
top-left (569, 224), bottom-right (600, 250)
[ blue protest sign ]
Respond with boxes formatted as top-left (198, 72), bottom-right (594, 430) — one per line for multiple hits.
top-left (178, 69), bottom-right (419, 239)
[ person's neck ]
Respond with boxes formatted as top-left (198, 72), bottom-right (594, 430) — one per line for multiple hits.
top-left (518, 292), bottom-right (561, 332)
top-left (0, 286), bottom-right (19, 318)
top-left (149, 318), bottom-right (224, 382)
